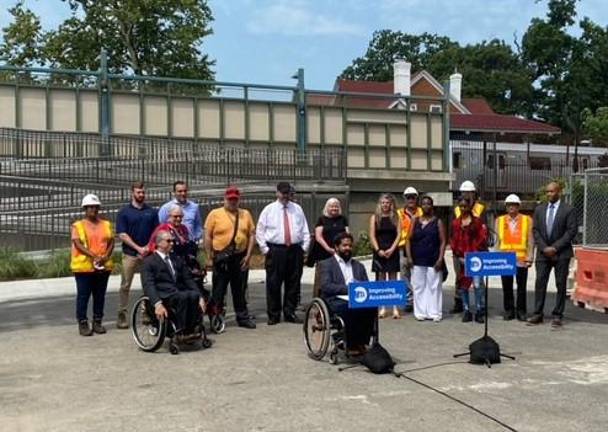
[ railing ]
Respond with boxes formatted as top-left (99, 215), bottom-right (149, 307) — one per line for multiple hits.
top-left (1, 189), bottom-right (348, 252)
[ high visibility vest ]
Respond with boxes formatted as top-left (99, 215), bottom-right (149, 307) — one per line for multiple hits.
top-left (397, 207), bottom-right (423, 247)
top-left (497, 214), bottom-right (531, 262)
top-left (70, 219), bottom-right (114, 273)
top-left (454, 201), bottom-right (485, 219)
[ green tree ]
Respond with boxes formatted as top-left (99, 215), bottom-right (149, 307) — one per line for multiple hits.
top-left (341, 30), bottom-right (457, 81)
top-left (1, 0), bottom-right (215, 83)
top-left (340, 30), bottom-right (534, 116)
top-left (583, 107), bottom-right (608, 146)
top-left (0, 3), bottom-right (43, 67)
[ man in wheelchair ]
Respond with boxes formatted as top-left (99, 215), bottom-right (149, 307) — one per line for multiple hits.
top-left (141, 231), bottom-right (206, 342)
top-left (319, 232), bottom-right (376, 355)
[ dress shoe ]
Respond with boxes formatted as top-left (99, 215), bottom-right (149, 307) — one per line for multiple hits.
top-left (526, 314), bottom-right (544, 325)
top-left (116, 311), bottom-right (129, 329)
top-left (475, 311), bottom-right (485, 324)
top-left (78, 320), bottom-right (93, 336)
top-left (238, 319), bottom-right (257, 329)
top-left (267, 317), bottom-right (280, 326)
top-left (503, 311), bottom-right (515, 321)
top-left (516, 311), bottom-right (527, 322)
top-left (551, 318), bottom-right (563, 328)
top-left (92, 320), bottom-right (107, 334)
top-left (404, 304), bottom-right (413, 313)
top-left (284, 313), bottom-right (303, 324)
top-left (462, 311), bottom-right (472, 323)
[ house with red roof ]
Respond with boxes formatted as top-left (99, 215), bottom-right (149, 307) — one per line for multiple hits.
top-left (308, 60), bottom-right (560, 138)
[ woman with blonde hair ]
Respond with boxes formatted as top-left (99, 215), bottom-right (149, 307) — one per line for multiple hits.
top-left (308, 197), bottom-right (349, 297)
top-left (369, 193), bottom-right (402, 318)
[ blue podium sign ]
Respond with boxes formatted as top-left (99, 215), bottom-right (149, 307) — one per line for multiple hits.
top-left (465, 252), bottom-right (517, 277)
top-left (348, 280), bottom-right (408, 309)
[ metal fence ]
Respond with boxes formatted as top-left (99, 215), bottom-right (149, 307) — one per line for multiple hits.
top-left (1, 187), bottom-right (348, 252)
top-left (581, 168), bottom-right (608, 248)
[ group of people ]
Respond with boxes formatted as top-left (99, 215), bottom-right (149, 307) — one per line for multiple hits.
top-left (70, 177), bottom-right (577, 346)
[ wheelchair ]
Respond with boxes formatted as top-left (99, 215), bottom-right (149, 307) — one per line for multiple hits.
top-left (130, 295), bottom-right (212, 355)
top-left (303, 297), bottom-right (349, 365)
top-left (186, 251), bottom-right (226, 334)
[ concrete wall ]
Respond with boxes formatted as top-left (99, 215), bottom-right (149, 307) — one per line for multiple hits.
top-left (0, 83), bottom-right (447, 175)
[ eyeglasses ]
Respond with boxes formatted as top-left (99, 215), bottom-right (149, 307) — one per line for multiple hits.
top-left (171, 215), bottom-right (183, 219)
top-left (405, 195), bottom-right (417, 200)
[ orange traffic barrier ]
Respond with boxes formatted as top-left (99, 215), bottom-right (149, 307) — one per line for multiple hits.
top-left (573, 248), bottom-right (608, 313)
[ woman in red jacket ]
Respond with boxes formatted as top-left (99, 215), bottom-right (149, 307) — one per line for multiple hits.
top-left (450, 198), bottom-right (488, 323)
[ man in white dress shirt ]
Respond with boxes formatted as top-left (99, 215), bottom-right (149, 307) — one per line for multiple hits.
top-left (256, 182), bottom-right (310, 325)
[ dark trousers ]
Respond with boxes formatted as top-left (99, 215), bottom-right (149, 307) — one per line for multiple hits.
top-left (212, 252), bottom-right (249, 321)
top-left (166, 290), bottom-right (200, 333)
top-left (265, 244), bottom-right (303, 320)
top-left (501, 266), bottom-right (528, 314)
top-left (75, 271), bottom-right (111, 322)
top-left (328, 299), bottom-right (376, 349)
top-left (534, 258), bottom-right (570, 318)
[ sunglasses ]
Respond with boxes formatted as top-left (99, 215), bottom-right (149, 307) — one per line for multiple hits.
top-left (163, 239), bottom-right (174, 243)
top-left (171, 215), bottom-right (183, 219)
top-left (405, 195), bottom-right (417, 199)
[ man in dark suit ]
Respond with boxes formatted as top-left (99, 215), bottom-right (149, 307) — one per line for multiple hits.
top-left (141, 231), bottom-right (205, 336)
top-left (528, 182), bottom-right (578, 328)
top-left (319, 232), bottom-right (376, 353)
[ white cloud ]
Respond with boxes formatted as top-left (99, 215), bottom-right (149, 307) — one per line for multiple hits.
top-left (247, 0), bottom-right (364, 36)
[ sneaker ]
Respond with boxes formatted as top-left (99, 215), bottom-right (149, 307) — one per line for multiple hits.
top-left (475, 312), bottom-right (485, 324)
top-left (432, 317), bottom-right (442, 323)
top-left (462, 311), bottom-right (473, 323)
top-left (79, 320), bottom-right (93, 336)
top-left (116, 311), bottom-right (129, 329)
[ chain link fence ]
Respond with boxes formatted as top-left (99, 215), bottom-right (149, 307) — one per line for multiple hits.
top-left (581, 168), bottom-right (608, 248)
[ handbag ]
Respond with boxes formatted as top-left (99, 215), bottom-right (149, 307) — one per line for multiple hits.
top-left (213, 210), bottom-right (239, 265)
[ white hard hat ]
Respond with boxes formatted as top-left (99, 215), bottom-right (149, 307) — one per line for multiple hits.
top-left (459, 180), bottom-right (476, 192)
top-left (505, 194), bottom-right (521, 205)
top-left (403, 187), bottom-right (418, 196)
top-left (81, 194), bottom-right (101, 208)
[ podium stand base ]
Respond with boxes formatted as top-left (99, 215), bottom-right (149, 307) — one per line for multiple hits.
top-left (453, 336), bottom-right (515, 368)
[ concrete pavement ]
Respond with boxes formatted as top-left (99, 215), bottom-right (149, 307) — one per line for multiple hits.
top-left (0, 255), bottom-right (606, 432)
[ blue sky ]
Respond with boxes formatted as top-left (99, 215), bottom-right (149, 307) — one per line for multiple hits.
top-left (2, 0), bottom-right (607, 90)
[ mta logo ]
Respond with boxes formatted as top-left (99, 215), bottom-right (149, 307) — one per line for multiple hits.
top-left (354, 286), bottom-right (368, 303)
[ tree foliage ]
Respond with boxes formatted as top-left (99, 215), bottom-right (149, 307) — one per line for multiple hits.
top-left (0, 0), bottom-right (215, 81)
top-left (583, 107), bottom-right (608, 146)
top-left (341, 0), bottom-right (608, 145)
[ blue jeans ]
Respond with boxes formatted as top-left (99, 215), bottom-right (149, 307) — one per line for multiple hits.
top-left (460, 276), bottom-right (485, 313)
top-left (75, 272), bottom-right (111, 322)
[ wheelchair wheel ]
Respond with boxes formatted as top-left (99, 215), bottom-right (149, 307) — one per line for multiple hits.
top-left (210, 314), bottom-right (226, 334)
top-left (131, 296), bottom-right (167, 352)
top-left (304, 298), bottom-right (331, 361)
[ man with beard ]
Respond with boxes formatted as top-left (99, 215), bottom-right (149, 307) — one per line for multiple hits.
top-left (319, 232), bottom-right (376, 354)
top-left (116, 181), bottom-right (158, 329)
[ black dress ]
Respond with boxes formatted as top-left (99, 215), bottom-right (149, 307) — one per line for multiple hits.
top-left (314, 215), bottom-right (348, 262)
top-left (372, 216), bottom-right (400, 273)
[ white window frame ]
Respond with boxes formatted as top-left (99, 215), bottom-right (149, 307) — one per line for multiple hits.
top-left (429, 104), bottom-right (442, 113)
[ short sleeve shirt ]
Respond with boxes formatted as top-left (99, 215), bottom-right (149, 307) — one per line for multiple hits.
top-left (116, 203), bottom-right (158, 256)
top-left (204, 208), bottom-right (255, 253)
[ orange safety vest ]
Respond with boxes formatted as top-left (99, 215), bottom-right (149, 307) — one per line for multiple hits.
top-left (70, 219), bottom-right (114, 273)
top-left (497, 214), bottom-right (531, 262)
top-left (454, 201), bottom-right (485, 219)
top-left (397, 207), bottom-right (423, 247)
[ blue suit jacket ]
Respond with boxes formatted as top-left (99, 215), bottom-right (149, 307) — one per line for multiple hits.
top-left (319, 256), bottom-right (369, 300)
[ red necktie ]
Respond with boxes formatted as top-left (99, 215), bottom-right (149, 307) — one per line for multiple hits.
top-left (283, 206), bottom-right (292, 246)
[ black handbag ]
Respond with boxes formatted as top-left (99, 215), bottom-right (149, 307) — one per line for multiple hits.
top-left (213, 210), bottom-right (239, 265)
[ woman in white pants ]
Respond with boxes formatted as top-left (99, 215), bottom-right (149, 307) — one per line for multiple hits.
top-left (405, 196), bottom-right (446, 322)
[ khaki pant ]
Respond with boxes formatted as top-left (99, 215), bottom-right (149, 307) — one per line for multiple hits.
top-left (118, 254), bottom-right (143, 313)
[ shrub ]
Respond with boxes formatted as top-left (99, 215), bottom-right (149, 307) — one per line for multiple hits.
top-left (353, 231), bottom-right (373, 257)
top-left (0, 248), bottom-right (38, 281)
top-left (35, 250), bottom-right (72, 279)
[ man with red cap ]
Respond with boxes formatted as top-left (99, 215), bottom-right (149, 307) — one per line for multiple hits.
top-left (204, 186), bottom-right (257, 329)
